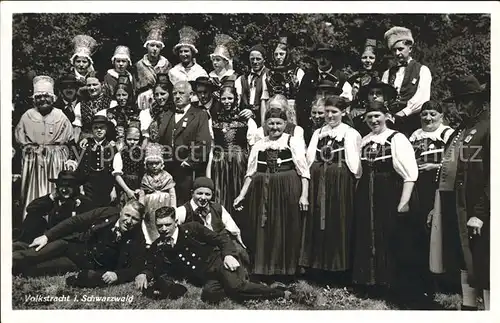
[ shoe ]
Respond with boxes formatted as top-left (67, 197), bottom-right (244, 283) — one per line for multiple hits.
top-left (269, 281), bottom-right (288, 291)
top-left (459, 304), bottom-right (478, 311)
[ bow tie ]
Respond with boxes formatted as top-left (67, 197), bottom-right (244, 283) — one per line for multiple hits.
top-left (397, 60), bottom-right (409, 67)
top-left (175, 108), bottom-right (185, 114)
top-left (196, 206), bottom-right (209, 219)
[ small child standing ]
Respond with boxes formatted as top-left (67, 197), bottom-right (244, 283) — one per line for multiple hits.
top-left (141, 143), bottom-right (176, 244)
top-left (112, 126), bottom-right (145, 208)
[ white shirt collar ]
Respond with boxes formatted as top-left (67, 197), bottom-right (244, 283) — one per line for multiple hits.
top-left (170, 227), bottom-right (179, 245)
top-left (95, 138), bottom-right (105, 145)
top-left (318, 66), bottom-right (333, 74)
top-left (209, 69), bottom-right (235, 79)
top-left (362, 127), bottom-right (396, 146)
top-left (143, 55), bottom-right (168, 68)
top-left (204, 99), bottom-right (214, 109)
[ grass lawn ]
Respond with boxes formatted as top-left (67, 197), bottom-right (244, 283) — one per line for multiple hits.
top-left (12, 273), bottom-right (474, 310)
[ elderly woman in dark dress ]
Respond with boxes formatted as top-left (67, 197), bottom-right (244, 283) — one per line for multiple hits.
top-left (233, 107), bottom-right (309, 281)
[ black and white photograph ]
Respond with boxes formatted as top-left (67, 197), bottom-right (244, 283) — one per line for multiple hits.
top-left (1, 1), bottom-right (498, 321)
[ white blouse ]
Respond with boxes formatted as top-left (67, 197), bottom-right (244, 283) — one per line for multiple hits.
top-left (111, 152), bottom-right (124, 176)
top-left (307, 123), bottom-right (362, 179)
top-left (361, 128), bottom-right (419, 182)
top-left (245, 133), bottom-right (310, 179)
top-left (409, 124), bottom-right (454, 143)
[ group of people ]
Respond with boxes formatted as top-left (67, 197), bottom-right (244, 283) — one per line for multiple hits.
top-left (12, 20), bottom-right (490, 310)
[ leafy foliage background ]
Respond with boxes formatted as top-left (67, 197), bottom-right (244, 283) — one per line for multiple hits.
top-left (12, 13), bottom-right (490, 115)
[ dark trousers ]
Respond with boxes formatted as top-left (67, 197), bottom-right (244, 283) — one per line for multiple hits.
top-left (200, 259), bottom-right (285, 304)
top-left (83, 172), bottom-right (115, 207)
top-left (165, 162), bottom-right (194, 206)
top-left (13, 239), bottom-right (94, 277)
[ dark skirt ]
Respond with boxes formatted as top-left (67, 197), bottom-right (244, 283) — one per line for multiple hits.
top-left (243, 169), bottom-right (303, 276)
top-left (300, 161), bottom-right (356, 271)
top-left (211, 148), bottom-right (248, 212)
top-left (118, 174), bottom-right (141, 208)
top-left (352, 170), bottom-right (419, 287)
top-left (83, 172), bottom-right (115, 207)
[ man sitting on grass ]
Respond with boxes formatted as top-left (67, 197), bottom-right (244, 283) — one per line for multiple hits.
top-left (13, 200), bottom-right (147, 289)
top-left (135, 206), bottom-right (312, 304)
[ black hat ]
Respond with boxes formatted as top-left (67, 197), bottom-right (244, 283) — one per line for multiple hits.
top-left (90, 115), bottom-right (116, 140)
top-left (142, 274), bottom-right (187, 300)
top-left (156, 73), bottom-right (171, 85)
top-left (443, 75), bottom-right (488, 103)
top-left (189, 76), bottom-right (218, 91)
top-left (309, 42), bottom-right (340, 57)
top-left (48, 170), bottom-right (83, 185)
top-left (58, 74), bottom-right (78, 88)
top-left (193, 176), bottom-right (215, 191)
top-left (357, 79), bottom-right (398, 103)
top-left (316, 73), bottom-right (343, 95)
top-left (366, 100), bottom-right (389, 114)
top-left (91, 114), bottom-right (112, 126)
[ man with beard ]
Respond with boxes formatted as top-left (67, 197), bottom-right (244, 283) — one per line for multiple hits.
top-left (429, 75), bottom-right (490, 310)
top-left (13, 170), bottom-right (93, 245)
top-left (135, 206), bottom-right (313, 304)
top-left (296, 43), bottom-right (352, 139)
top-left (382, 26), bottom-right (432, 137)
top-left (13, 200), bottom-right (147, 288)
top-left (53, 74), bottom-right (79, 123)
top-left (15, 76), bottom-right (75, 220)
top-left (235, 44), bottom-right (270, 127)
top-left (168, 26), bottom-right (208, 89)
top-left (157, 81), bottom-right (212, 205)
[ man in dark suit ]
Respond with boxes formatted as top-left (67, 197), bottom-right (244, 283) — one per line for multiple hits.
top-left (296, 43), bottom-right (352, 140)
top-left (13, 200), bottom-right (147, 288)
top-left (135, 206), bottom-right (309, 304)
top-left (157, 81), bottom-right (212, 205)
top-left (13, 170), bottom-right (93, 245)
top-left (430, 75), bottom-right (489, 310)
top-left (53, 74), bottom-right (79, 123)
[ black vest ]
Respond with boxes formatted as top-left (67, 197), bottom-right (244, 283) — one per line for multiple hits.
top-left (183, 201), bottom-right (225, 234)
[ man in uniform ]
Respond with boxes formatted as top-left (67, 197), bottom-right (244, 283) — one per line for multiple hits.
top-left (429, 75), bottom-right (489, 310)
top-left (135, 206), bottom-right (313, 304)
top-left (13, 200), bottom-right (147, 288)
top-left (13, 170), bottom-right (93, 245)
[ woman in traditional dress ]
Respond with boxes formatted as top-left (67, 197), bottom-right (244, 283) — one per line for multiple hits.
top-left (73, 73), bottom-right (117, 142)
top-left (70, 35), bottom-right (97, 90)
top-left (15, 76), bottom-right (74, 219)
top-left (300, 95), bottom-right (361, 274)
top-left (209, 83), bottom-right (256, 212)
top-left (209, 34), bottom-right (238, 96)
top-left (103, 45), bottom-right (136, 97)
top-left (266, 35), bottom-right (305, 122)
top-left (136, 16), bottom-right (172, 111)
top-left (139, 74), bottom-right (173, 145)
top-left (352, 101), bottom-right (435, 308)
top-left (348, 39), bottom-right (382, 102)
top-left (409, 101), bottom-right (454, 297)
top-left (112, 126), bottom-right (145, 208)
top-left (233, 107), bottom-right (309, 280)
top-left (250, 94), bottom-right (305, 148)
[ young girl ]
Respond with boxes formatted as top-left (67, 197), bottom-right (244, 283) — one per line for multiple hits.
top-left (103, 45), bottom-right (136, 97)
top-left (141, 143), bottom-right (176, 244)
top-left (209, 34), bottom-right (238, 97)
top-left (139, 77), bottom-right (172, 144)
top-left (112, 126), bottom-right (145, 208)
top-left (70, 34), bottom-right (97, 91)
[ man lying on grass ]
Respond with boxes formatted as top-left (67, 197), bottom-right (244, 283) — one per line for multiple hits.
top-left (13, 200), bottom-right (147, 288)
top-left (135, 206), bottom-right (312, 304)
